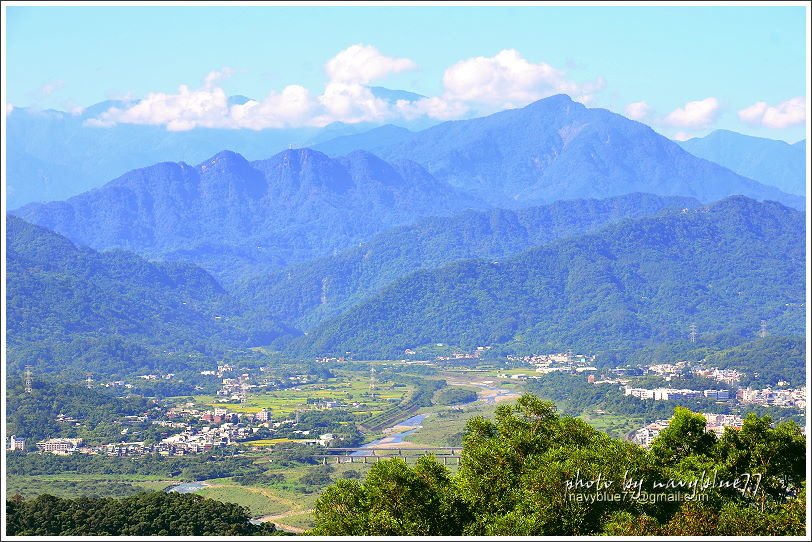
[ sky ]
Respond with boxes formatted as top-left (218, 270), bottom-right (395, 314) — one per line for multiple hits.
top-left (3, 3), bottom-right (809, 142)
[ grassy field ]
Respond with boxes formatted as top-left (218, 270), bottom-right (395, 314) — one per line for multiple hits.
top-left (579, 410), bottom-right (643, 439)
top-left (196, 483), bottom-right (291, 516)
top-left (277, 511), bottom-right (317, 531)
top-left (193, 371), bottom-right (409, 418)
top-left (404, 403), bottom-right (499, 447)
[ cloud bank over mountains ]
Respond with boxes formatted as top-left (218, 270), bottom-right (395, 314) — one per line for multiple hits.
top-left (84, 45), bottom-right (605, 131)
top-left (63, 43), bottom-right (806, 140)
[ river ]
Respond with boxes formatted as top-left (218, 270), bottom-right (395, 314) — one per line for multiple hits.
top-left (350, 413), bottom-right (428, 456)
top-left (165, 481), bottom-right (207, 493)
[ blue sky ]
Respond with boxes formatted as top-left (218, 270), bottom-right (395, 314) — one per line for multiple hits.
top-left (4, 4), bottom-right (808, 142)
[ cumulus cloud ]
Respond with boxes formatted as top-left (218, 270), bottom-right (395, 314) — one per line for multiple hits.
top-left (663, 97), bottom-right (720, 128)
top-left (624, 101), bottom-right (650, 120)
top-left (738, 97), bottom-right (805, 128)
top-left (87, 79), bottom-right (232, 131)
top-left (441, 49), bottom-right (604, 110)
top-left (86, 46), bottom-right (606, 131)
top-left (326, 44), bottom-right (417, 84)
top-left (316, 82), bottom-right (390, 125)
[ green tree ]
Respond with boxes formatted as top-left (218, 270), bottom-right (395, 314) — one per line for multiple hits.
top-left (649, 407), bottom-right (716, 466)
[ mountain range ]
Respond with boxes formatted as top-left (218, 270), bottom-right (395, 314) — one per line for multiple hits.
top-left (5, 88), bottom-right (433, 209)
top-left (13, 149), bottom-right (483, 281)
top-left (679, 129), bottom-right (806, 197)
top-left (13, 95), bottom-right (804, 284)
top-left (314, 95), bottom-right (803, 209)
top-left (6, 94), bottom-right (807, 377)
top-left (294, 197), bottom-right (805, 358)
top-left (238, 193), bottom-right (701, 330)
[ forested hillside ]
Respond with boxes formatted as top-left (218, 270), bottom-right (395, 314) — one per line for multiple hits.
top-left (298, 197), bottom-right (805, 357)
top-left (6, 215), bottom-right (292, 377)
top-left (239, 193), bottom-right (700, 329)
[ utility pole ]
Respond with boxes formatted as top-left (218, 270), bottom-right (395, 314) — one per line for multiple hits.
top-left (689, 323), bottom-right (697, 344)
top-left (24, 365), bottom-right (33, 394)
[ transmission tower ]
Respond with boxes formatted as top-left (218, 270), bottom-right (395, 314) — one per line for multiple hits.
top-left (566, 349), bottom-right (573, 363)
top-left (369, 367), bottom-right (376, 400)
top-left (759, 320), bottom-right (768, 338)
top-left (24, 365), bottom-right (33, 394)
top-left (689, 323), bottom-right (698, 344)
top-left (86, 373), bottom-right (93, 389)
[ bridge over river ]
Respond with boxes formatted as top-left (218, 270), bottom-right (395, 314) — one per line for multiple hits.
top-left (315, 446), bottom-right (462, 465)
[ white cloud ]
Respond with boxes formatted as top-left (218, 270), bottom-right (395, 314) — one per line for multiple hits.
top-left (663, 97), bottom-right (720, 128)
top-left (203, 67), bottom-right (235, 89)
top-left (624, 101), bottom-right (650, 120)
top-left (315, 82), bottom-right (390, 125)
top-left (229, 85), bottom-right (315, 130)
top-left (325, 44), bottom-right (417, 84)
top-left (86, 46), bottom-right (606, 131)
top-left (441, 49), bottom-right (604, 110)
top-left (6, 103), bottom-right (14, 115)
top-left (88, 80), bottom-right (231, 131)
top-left (40, 80), bottom-right (65, 96)
top-left (738, 97), bottom-right (805, 128)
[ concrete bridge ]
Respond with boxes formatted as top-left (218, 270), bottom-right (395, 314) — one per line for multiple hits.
top-left (315, 446), bottom-right (462, 465)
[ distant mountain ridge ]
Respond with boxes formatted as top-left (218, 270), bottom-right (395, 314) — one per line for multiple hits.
top-left (13, 148), bottom-right (485, 281)
top-left (239, 193), bottom-right (702, 330)
top-left (678, 129), bottom-right (807, 196)
top-left (316, 94), bottom-right (803, 209)
top-left (295, 196), bottom-right (805, 358)
top-left (5, 87), bottom-right (435, 208)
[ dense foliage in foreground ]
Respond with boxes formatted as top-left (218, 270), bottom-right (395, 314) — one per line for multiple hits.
top-left (312, 394), bottom-right (806, 536)
top-left (5, 491), bottom-right (277, 536)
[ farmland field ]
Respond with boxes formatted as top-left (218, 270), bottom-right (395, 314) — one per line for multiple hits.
top-left (192, 368), bottom-right (410, 418)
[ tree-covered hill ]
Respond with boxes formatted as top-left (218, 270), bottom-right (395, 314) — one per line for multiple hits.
top-left (6, 215), bottom-right (293, 377)
top-left (6, 492), bottom-right (277, 536)
top-left (238, 193), bottom-right (701, 330)
top-left (296, 197), bottom-right (805, 358)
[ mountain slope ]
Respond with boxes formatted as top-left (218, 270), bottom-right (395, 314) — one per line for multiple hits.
top-left (315, 94), bottom-right (803, 209)
top-left (5, 216), bottom-right (291, 377)
top-left (13, 149), bottom-right (485, 281)
top-left (239, 193), bottom-right (701, 330)
top-left (678, 130), bottom-right (807, 196)
top-left (314, 124), bottom-right (413, 156)
top-left (296, 197), bottom-right (805, 358)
